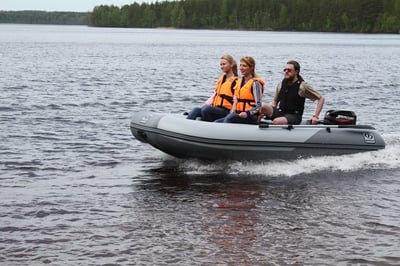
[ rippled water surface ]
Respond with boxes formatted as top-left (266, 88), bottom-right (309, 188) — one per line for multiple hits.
top-left (1, 25), bottom-right (400, 265)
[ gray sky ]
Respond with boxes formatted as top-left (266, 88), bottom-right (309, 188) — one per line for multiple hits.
top-left (0, 0), bottom-right (156, 12)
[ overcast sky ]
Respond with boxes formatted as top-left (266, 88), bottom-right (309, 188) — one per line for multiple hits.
top-left (0, 0), bottom-right (156, 12)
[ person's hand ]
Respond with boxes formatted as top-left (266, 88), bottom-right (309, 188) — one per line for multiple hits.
top-left (311, 116), bottom-right (319, 125)
top-left (257, 114), bottom-right (264, 124)
top-left (239, 112), bottom-right (247, 118)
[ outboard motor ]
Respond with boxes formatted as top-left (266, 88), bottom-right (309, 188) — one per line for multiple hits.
top-left (322, 110), bottom-right (357, 125)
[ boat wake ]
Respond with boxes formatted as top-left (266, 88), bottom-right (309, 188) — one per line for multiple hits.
top-left (172, 133), bottom-right (400, 177)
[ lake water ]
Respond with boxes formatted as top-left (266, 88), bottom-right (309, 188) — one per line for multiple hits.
top-left (1, 24), bottom-right (400, 265)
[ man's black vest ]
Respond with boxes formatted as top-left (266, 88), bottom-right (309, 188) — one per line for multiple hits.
top-left (278, 78), bottom-right (305, 115)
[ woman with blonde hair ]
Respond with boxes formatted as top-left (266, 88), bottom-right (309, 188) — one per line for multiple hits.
top-left (187, 54), bottom-right (238, 121)
top-left (218, 56), bottom-right (265, 124)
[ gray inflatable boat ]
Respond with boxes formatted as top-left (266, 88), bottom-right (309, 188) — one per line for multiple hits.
top-left (130, 111), bottom-right (385, 161)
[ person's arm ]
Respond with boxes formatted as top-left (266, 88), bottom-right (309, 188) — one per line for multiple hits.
top-left (300, 82), bottom-right (325, 124)
top-left (271, 82), bottom-right (282, 108)
top-left (230, 95), bottom-right (237, 113)
top-left (311, 96), bottom-right (325, 124)
top-left (201, 92), bottom-right (216, 107)
top-left (246, 80), bottom-right (263, 116)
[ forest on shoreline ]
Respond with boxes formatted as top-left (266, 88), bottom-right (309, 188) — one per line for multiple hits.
top-left (0, 11), bottom-right (89, 25)
top-left (90, 0), bottom-right (400, 33)
top-left (1, 0), bottom-right (399, 33)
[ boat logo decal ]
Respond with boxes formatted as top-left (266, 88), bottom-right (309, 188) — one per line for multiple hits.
top-left (363, 132), bottom-right (376, 144)
top-left (140, 114), bottom-right (152, 124)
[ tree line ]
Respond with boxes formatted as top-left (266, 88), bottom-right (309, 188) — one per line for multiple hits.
top-left (1, 0), bottom-right (399, 33)
top-left (0, 11), bottom-right (89, 25)
top-left (90, 0), bottom-right (400, 33)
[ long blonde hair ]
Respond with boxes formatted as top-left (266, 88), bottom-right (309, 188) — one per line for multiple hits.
top-left (240, 56), bottom-right (257, 77)
top-left (221, 54), bottom-right (238, 76)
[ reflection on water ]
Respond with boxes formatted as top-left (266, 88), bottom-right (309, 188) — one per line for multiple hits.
top-left (132, 159), bottom-right (399, 265)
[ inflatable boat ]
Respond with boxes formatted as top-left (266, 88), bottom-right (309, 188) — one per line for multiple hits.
top-left (130, 110), bottom-right (385, 161)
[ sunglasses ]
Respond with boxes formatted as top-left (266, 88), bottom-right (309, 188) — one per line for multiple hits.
top-left (283, 68), bottom-right (295, 73)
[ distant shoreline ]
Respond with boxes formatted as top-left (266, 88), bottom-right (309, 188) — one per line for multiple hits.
top-left (1, 9), bottom-right (399, 34)
top-left (1, 23), bottom-right (399, 35)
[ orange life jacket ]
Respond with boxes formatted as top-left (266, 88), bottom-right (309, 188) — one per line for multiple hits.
top-left (234, 77), bottom-right (265, 112)
top-left (212, 74), bottom-right (237, 110)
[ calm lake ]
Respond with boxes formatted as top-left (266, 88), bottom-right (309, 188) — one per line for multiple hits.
top-left (1, 24), bottom-right (400, 265)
